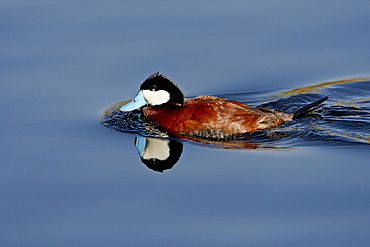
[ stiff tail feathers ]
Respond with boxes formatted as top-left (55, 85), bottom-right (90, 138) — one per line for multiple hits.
top-left (292, 96), bottom-right (328, 119)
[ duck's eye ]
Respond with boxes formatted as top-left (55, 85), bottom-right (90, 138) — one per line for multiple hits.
top-left (149, 84), bottom-right (157, 91)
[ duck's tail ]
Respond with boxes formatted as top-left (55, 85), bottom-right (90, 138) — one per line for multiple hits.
top-left (292, 96), bottom-right (328, 119)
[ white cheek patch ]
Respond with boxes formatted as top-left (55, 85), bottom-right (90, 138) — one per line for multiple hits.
top-left (142, 138), bottom-right (170, 161)
top-left (142, 89), bottom-right (170, 106)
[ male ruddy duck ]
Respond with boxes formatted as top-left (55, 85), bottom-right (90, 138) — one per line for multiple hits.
top-left (120, 73), bottom-right (328, 139)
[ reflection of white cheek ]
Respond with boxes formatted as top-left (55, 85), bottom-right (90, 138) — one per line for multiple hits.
top-left (143, 138), bottom-right (170, 161)
top-left (142, 90), bottom-right (170, 106)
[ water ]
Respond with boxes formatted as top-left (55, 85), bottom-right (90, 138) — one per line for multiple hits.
top-left (1, 1), bottom-right (370, 246)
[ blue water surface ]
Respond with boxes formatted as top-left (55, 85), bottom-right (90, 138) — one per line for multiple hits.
top-left (1, 1), bottom-right (370, 246)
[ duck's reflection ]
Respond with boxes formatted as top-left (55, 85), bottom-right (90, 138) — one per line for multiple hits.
top-left (133, 134), bottom-right (277, 173)
top-left (134, 136), bottom-right (183, 172)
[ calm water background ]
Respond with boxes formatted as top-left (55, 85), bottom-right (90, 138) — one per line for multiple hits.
top-left (1, 1), bottom-right (369, 246)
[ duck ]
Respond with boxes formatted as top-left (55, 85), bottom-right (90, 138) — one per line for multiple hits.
top-left (119, 72), bottom-right (328, 139)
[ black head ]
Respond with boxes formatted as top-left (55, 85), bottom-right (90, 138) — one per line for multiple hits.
top-left (119, 72), bottom-right (184, 112)
top-left (139, 72), bottom-right (184, 106)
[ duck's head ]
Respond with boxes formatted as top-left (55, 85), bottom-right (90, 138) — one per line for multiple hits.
top-left (119, 72), bottom-right (184, 112)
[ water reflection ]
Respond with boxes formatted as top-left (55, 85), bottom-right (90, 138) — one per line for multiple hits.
top-left (134, 136), bottom-right (183, 172)
top-left (133, 135), bottom-right (295, 172)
